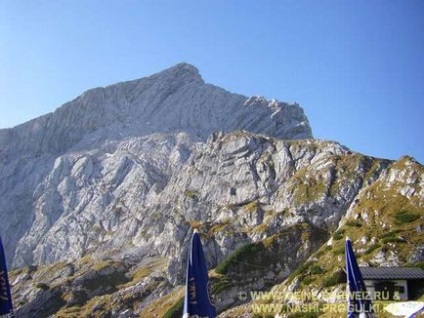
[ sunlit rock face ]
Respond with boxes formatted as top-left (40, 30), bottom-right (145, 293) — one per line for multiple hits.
top-left (0, 63), bottom-right (312, 269)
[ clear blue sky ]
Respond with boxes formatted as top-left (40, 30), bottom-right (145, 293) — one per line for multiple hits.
top-left (1, 1), bottom-right (423, 163)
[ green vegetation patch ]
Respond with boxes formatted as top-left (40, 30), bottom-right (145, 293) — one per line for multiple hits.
top-left (211, 275), bottom-right (234, 294)
top-left (129, 258), bottom-right (167, 285)
top-left (309, 265), bottom-right (324, 275)
top-left (322, 270), bottom-right (344, 288)
top-left (138, 287), bottom-right (185, 317)
top-left (215, 242), bottom-right (264, 275)
top-left (88, 272), bottom-right (127, 293)
top-left (394, 210), bottom-right (420, 225)
top-left (287, 261), bottom-right (313, 284)
top-left (381, 237), bottom-right (406, 244)
top-left (332, 229), bottom-right (345, 241)
top-left (381, 229), bottom-right (403, 239)
top-left (345, 220), bottom-right (362, 227)
top-left (215, 223), bottom-right (326, 278)
top-left (332, 244), bottom-right (345, 256)
top-left (410, 262), bottom-right (424, 270)
top-left (163, 297), bottom-right (184, 318)
top-left (364, 244), bottom-right (381, 255)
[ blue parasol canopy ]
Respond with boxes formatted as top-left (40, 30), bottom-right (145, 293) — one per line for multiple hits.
top-left (183, 230), bottom-right (216, 318)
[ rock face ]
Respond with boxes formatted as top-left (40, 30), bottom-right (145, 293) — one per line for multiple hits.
top-left (0, 63), bottom-right (311, 267)
top-left (1, 63), bottom-right (423, 317)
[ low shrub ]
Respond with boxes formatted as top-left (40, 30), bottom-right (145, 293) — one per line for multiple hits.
top-left (381, 237), bottom-right (406, 244)
top-left (364, 244), bottom-right (381, 255)
top-left (345, 220), bottom-right (362, 227)
top-left (394, 210), bottom-right (420, 224)
top-left (215, 243), bottom-right (262, 275)
top-left (163, 297), bottom-right (184, 318)
top-left (333, 230), bottom-right (345, 241)
top-left (309, 265), bottom-right (324, 275)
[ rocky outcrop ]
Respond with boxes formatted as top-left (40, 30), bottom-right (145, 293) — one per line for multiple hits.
top-left (2, 131), bottom-right (380, 270)
top-left (7, 138), bottom-right (423, 316)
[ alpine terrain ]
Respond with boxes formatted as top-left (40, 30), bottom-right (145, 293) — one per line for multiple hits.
top-left (0, 63), bottom-right (422, 317)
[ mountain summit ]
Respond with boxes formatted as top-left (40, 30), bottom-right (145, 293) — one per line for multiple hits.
top-left (0, 63), bottom-right (312, 157)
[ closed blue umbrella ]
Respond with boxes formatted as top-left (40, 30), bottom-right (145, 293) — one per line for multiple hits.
top-left (0, 236), bottom-right (14, 317)
top-left (183, 230), bottom-right (216, 318)
top-left (345, 237), bottom-right (374, 318)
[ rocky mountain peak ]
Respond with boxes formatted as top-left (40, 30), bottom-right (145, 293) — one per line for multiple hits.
top-left (150, 62), bottom-right (204, 84)
top-left (0, 63), bottom-right (312, 158)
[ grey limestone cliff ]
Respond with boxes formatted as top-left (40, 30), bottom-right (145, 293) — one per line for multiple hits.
top-left (0, 63), bottom-right (312, 270)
